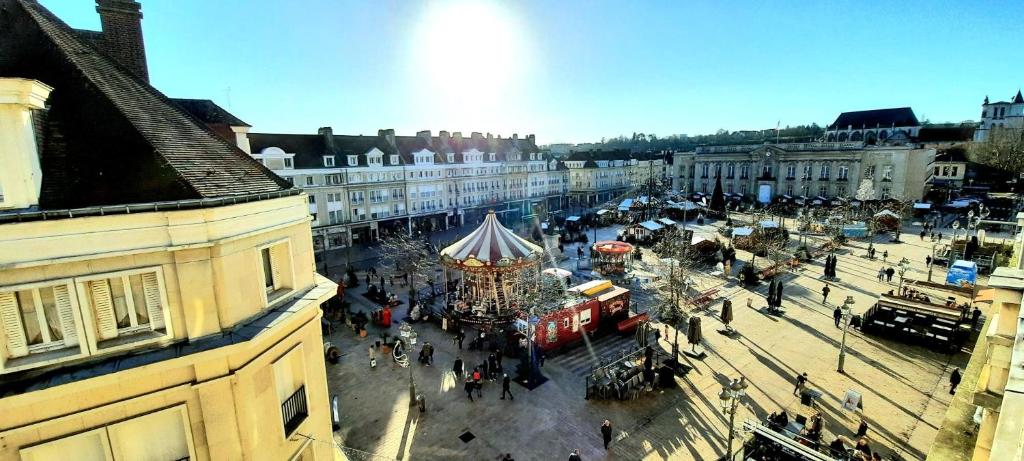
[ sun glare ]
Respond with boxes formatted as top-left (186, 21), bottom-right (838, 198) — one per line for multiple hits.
top-left (412, 1), bottom-right (528, 121)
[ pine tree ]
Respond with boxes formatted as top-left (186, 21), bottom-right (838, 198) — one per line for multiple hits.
top-left (709, 176), bottom-right (726, 215)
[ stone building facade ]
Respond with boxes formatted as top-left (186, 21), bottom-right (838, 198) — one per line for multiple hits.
top-left (974, 91), bottom-right (1024, 142)
top-left (672, 142), bottom-right (934, 203)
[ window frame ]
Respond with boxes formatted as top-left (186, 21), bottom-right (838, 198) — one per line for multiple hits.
top-left (257, 239), bottom-right (296, 307)
top-left (322, 155), bottom-right (335, 167)
top-left (74, 266), bottom-right (173, 356)
top-left (0, 278), bottom-right (88, 373)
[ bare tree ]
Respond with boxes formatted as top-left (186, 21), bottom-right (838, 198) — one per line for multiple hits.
top-left (648, 232), bottom-right (699, 360)
top-left (971, 126), bottom-right (1024, 174)
top-left (378, 231), bottom-right (436, 306)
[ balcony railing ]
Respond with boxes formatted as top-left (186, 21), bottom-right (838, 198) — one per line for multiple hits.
top-left (281, 385), bottom-right (308, 436)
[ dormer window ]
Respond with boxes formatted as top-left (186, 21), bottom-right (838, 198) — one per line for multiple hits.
top-left (347, 155), bottom-right (358, 166)
top-left (390, 155), bottom-right (399, 165)
top-left (323, 156), bottom-right (335, 167)
top-left (447, 153), bottom-right (455, 163)
top-left (489, 153), bottom-right (496, 161)
top-left (284, 158), bottom-right (294, 169)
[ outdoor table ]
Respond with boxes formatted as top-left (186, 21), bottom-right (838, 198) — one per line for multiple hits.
top-left (784, 421), bottom-right (804, 436)
top-left (894, 316), bottom-right (908, 324)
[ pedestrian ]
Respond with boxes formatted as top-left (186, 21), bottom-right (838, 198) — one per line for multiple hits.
top-left (857, 418), bottom-right (869, 437)
top-left (938, 232), bottom-right (943, 242)
top-left (877, 267), bottom-right (885, 282)
top-left (365, 272), bottom-right (371, 286)
top-left (488, 354), bottom-right (498, 380)
top-left (538, 349), bottom-right (546, 367)
top-left (833, 306), bottom-right (842, 328)
top-left (882, 250), bottom-right (888, 262)
top-left (501, 374), bottom-right (514, 400)
top-left (926, 255), bottom-right (932, 267)
top-left (930, 231), bottom-right (935, 241)
top-left (972, 307), bottom-right (982, 328)
top-left (794, 372), bottom-right (808, 395)
top-left (920, 230), bottom-right (926, 240)
top-left (821, 284), bottom-right (830, 304)
top-left (950, 367), bottom-right (962, 394)
top-left (601, 419), bottom-right (613, 449)
top-left (464, 377), bottom-right (475, 402)
top-left (453, 356), bottom-right (464, 379)
top-left (886, 267), bottom-right (895, 282)
top-left (480, 360), bottom-right (490, 383)
top-left (472, 368), bottom-right (483, 397)
top-left (568, 449), bottom-right (582, 461)
top-left (455, 328), bottom-right (465, 350)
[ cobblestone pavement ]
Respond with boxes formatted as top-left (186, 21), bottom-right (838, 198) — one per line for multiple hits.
top-left (325, 217), bottom-right (974, 460)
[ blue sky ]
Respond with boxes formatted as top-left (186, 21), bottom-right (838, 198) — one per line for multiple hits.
top-left (44, 0), bottom-right (1024, 144)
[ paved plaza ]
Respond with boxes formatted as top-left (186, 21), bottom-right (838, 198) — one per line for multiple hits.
top-left (325, 217), bottom-right (975, 460)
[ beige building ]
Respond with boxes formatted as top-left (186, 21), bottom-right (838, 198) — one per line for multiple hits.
top-left (672, 142), bottom-right (934, 203)
top-left (928, 213), bottom-right (1024, 461)
top-left (563, 150), bottom-right (668, 207)
top-left (0, 1), bottom-right (335, 460)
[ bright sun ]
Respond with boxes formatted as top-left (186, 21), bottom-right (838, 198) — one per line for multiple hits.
top-left (412, 1), bottom-right (528, 117)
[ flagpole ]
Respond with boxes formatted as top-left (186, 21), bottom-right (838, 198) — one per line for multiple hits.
top-left (775, 121), bottom-right (781, 144)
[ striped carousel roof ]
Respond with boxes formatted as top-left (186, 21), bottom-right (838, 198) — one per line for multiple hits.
top-left (440, 210), bottom-right (543, 270)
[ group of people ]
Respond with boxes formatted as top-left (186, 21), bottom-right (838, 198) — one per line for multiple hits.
top-left (876, 266), bottom-right (896, 283)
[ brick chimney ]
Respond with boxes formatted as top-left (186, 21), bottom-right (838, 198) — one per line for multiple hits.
top-left (378, 128), bottom-right (397, 150)
top-left (416, 130), bottom-right (432, 144)
top-left (318, 127), bottom-right (337, 154)
top-left (527, 134), bottom-right (536, 145)
top-left (95, 0), bottom-right (149, 82)
top-left (439, 130), bottom-right (450, 145)
top-left (453, 132), bottom-right (463, 144)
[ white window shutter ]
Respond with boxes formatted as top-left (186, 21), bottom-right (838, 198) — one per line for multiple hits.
top-left (53, 285), bottom-right (78, 347)
top-left (141, 272), bottom-right (165, 331)
top-left (0, 292), bottom-right (28, 358)
top-left (89, 280), bottom-right (118, 340)
top-left (270, 244), bottom-right (287, 290)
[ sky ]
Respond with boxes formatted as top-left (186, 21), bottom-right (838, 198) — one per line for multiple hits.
top-left (44, 0), bottom-right (1024, 144)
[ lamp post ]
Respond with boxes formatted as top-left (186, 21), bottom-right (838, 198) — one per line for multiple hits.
top-left (928, 243), bottom-right (936, 282)
top-left (951, 220), bottom-right (960, 242)
top-left (897, 257), bottom-right (911, 292)
top-left (397, 323), bottom-right (418, 405)
top-left (837, 295), bottom-right (854, 373)
top-left (719, 377), bottom-right (749, 461)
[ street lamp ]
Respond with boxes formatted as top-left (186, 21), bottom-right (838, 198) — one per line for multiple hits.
top-left (837, 295), bottom-right (854, 374)
top-left (397, 323), bottom-right (418, 405)
top-left (719, 377), bottom-right (749, 461)
top-left (897, 257), bottom-right (911, 292)
top-left (928, 243), bottom-right (936, 282)
top-left (951, 220), bottom-right (960, 241)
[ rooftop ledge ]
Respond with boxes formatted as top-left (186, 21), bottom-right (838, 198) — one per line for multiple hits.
top-left (0, 274), bottom-right (336, 398)
top-left (0, 78), bottom-right (53, 109)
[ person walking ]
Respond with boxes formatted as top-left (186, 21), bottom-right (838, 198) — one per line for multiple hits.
top-left (568, 449), bottom-right (582, 461)
top-left (464, 377), bottom-right (475, 402)
top-left (821, 284), bottom-right (831, 304)
top-left (601, 420), bottom-right (613, 450)
top-left (877, 267), bottom-right (885, 282)
top-left (950, 367), bottom-right (962, 395)
top-left (453, 356), bottom-right (464, 380)
top-left (856, 418), bottom-right (869, 437)
top-left (920, 230), bottom-right (926, 240)
top-left (501, 374), bottom-right (514, 400)
top-left (937, 232), bottom-right (943, 242)
top-left (926, 255), bottom-right (932, 267)
top-left (480, 359), bottom-right (490, 382)
top-left (885, 267), bottom-right (895, 282)
top-left (972, 307), bottom-right (983, 329)
top-left (882, 250), bottom-right (888, 262)
top-left (794, 372), bottom-right (808, 395)
top-left (454, 328), bottom-right (465, 350)
top-left (834, 306), bottom-right (842, 328)
top-left (488, 353), bottom-right (499, 381)
top-left (472, 368), bottom-right (484, 397)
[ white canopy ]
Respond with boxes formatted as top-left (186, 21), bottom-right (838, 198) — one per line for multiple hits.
top-left (658, 218), bottom-right (677, 226)
top-left (732, 227), bottom-right (754, 237)
top-left (759, 220), bottom-right (780, 229)
top-left (542, 267), bottom-right (572, 279)
top-left (618, 199), bottom-right (634, 211)
top-left (566, 216), bottom-right (581, 222)
top-left (913, 203), bottom-right (932, 209)
top-left (596, 209), bottom-right (611, 215)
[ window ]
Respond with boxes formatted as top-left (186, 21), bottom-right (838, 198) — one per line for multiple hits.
top-left (864, 165), bottom-right (875, 179)
top-left (304, 176), bottom-right (315, 187)
top-left (881, 187), bottom-right (891, 199)
top-left (934, 166), bottom-right (941, 176)
top-left (727, 183), bottom-right (734, 194)
top-left (327, 174), bottom-right (342, 185)
top-left (20, 406), bottom-right (196, 461)
top-left (838, 165), bottom-right (848, 180)
top-left (1, 282), bottom-right (80, 361)
top-left (701, 164), bottom-right (709, 178)
top-left (819, 185), bottom-right (828, 197)
top-left (942, 166), bottom-right (950, 176)
top-left (819, 164), bottom-right (830, 180)
top-left (323, 156), bottom-right (335, 167)
top-left (275, 345), bottom-right (308, 437)
top-left (259, 241), bottom-right (294, 303)
top-left (308, 195), bottom-right (315, 204)
top-left (786, 164), bottom-right (797, 178)
top-left (882, 165), bottom-right (893, 181)
top-left (78, 269), bottom-right (169, 350)
top-left (803, 164), bottom-right (812, 180)
top-left (283, 158), bottom-right (294, 169)
top-left (727, 163), bottom-right (735, 178)
top-left (786, 184), bottom-right (794, 196)
top-left (951, 166), bottom-right (958, 176)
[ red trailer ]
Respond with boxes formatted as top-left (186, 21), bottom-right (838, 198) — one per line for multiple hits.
top-left (535, 299), bottom-right (600, 351)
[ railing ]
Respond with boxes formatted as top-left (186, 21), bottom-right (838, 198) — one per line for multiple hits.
top-left (281, 385), bottom-right (308, 436)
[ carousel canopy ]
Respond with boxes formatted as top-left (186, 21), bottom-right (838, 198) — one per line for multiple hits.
top-left (874, 210), bottom-right (901, 219)
top-left (440, 210), bottom-right (543, 270)
top-left (593, 240), bottom-right (634, 255)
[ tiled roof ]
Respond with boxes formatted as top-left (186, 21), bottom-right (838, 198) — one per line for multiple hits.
top-left (170, 98), bottom-right (251, 127)
top-left (2, 0), bottom-right (291, 209)
top-left (828, 107), bottom-right (919, 130)
top-left (917, 126), bottom-right (976, 143)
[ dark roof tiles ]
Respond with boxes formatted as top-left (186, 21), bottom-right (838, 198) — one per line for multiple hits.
top-left (828, 107), bottom-right (920, 130)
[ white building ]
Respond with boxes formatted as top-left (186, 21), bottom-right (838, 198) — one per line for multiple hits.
top-left (245, 129), bottom-right (568, 251)
top-left (974, 91), bottom-right (1024, 141)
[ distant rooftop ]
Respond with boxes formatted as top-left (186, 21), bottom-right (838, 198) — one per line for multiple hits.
top-left (828, 107), bottom-right (920, 131)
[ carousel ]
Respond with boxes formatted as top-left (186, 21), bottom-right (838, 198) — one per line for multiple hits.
top-left (440, 210), bottom-right (544, 329)
top-left (592, 240), bottom-right (634, 275)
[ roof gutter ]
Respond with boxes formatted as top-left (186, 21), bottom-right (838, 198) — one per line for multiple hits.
top-left (0, 188), bottom-right (303, 225)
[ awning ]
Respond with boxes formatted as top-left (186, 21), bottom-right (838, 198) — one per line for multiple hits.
top-left (566, 215), bottom-right (581, 222)
top-left (658, 218), bottom-right (677, 226)
top-left (618, 198), bottom-right (634, 211)
top-left (637, 196), bottom-right (649, 204)
top-left (542, 267), bottom-right (572, 279)
top-left (913, 203), bottom-right (932, 210)
top-left (732, 227), bottom-right (754, 237)
top-left (759, 220), bottom-right (780, 229)
top-left (596, 209), bottom-right (611, 215)
top-left (639, 220), bottom-right (665, 231)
